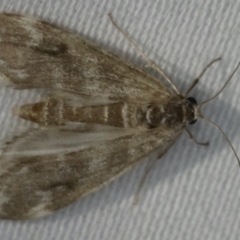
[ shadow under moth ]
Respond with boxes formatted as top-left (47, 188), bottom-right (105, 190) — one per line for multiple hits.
top-left (0, 13), bottom-right (239, 220)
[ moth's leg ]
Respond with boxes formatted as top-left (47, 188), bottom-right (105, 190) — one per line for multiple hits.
top-left (185, 128), bottom-right (209, 146)
top-left (133, 141), bottom-right (174, 204)
top-left (184, 57), bottom-right (221, 97)
top-left (108, 13), bottom-right (180, 95)
top-left (133, 156), bottom-right (158, 205)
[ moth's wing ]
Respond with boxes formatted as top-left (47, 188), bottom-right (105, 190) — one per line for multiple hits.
top-left (0, 125), bottom-right (182, 220)
top-left (0, 13), bottom-right (173, 104)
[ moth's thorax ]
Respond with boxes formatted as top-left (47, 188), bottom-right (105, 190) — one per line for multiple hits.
top-left (145, 97), bottom-right (197, 128)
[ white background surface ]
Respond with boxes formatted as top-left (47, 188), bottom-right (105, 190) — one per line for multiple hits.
top-left (0, 0), bottom-right (240, 240)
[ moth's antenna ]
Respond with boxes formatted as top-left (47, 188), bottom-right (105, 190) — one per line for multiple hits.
top-left (200, 116), bottom-right (240, 166)
top-left (199, 61), bottom-right (240, 166)
top-left (200, 61), bottom-right (240, 106)
top-left (108, 13), bottom-right (180, 95)
top-left (184, 57), bottom-right (221, 97)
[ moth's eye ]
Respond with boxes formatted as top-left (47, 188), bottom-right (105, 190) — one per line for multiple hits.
top-left (189, 119), bottom-right (197, 125)
top-left (187, 97), bottom-right (198, 105)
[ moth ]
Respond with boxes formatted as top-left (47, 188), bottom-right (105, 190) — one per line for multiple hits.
top-left (0, 13), bottom-right (239, 220)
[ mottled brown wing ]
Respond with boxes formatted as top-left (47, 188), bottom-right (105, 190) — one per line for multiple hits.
top-left (0, 125), bottom-right (182, 220)
top-left (0, 13), bottom-right (173, 104)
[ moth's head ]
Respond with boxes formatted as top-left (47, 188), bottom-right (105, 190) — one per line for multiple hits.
top-left (185, 96), bottom-right (199, 125)
top-left (180, 60), bottom-right (240, 166)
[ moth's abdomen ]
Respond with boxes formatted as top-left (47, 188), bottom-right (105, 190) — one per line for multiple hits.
top-left (12, 98), bottom-right (65, 126)
top-left (12, 98), bottom-right (139, 127)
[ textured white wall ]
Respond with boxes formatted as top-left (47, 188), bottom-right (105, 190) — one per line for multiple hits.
top-left (0, 1), bottom-right (240, 240)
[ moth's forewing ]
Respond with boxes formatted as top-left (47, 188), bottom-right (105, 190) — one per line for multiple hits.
top-left (0, 13), bottom-right (172, 103)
